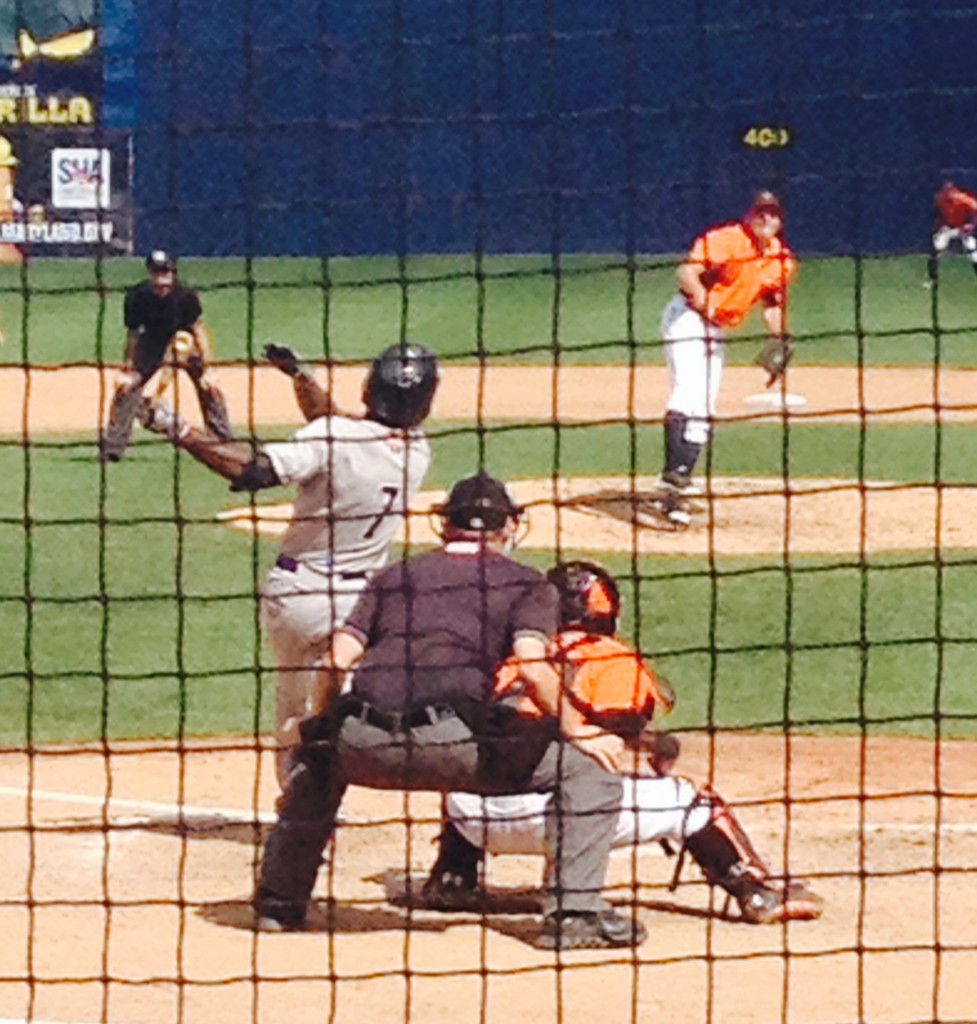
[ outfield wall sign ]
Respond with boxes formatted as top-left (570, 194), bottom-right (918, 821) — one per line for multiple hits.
top-left (0, 2), bottom-right (133, 257)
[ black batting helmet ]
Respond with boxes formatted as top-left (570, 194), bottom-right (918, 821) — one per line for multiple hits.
top-left (363, 341), bottom-right (439, 428)
top-left (145, 249), bottom-right (176, 273)
top-left (438, 471), bottom-right (522, 532)
top-left (547, 560), bottom-right (621, 636)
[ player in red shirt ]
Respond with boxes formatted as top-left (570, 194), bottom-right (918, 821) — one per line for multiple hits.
top-left (928, 181), bottom-right (977, 285)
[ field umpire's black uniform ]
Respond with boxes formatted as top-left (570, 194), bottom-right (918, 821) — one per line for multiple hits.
top-left (100, 250), bottom-right (232, 462)
top-left (123, 277), bottom-right (203, 379)
top-left (255, 472), bottom-right (641, 949)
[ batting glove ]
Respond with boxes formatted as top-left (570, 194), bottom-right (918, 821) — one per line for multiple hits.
top-left (264, 343), bottom-right (306, 377)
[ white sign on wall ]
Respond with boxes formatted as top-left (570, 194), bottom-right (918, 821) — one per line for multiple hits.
top-left (51, 147), bottom-right (111, 209)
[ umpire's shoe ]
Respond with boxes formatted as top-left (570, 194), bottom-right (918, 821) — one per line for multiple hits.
top-left (97, 440), bottom-right (124, 464)
top-left (537, 908), bottom-right (646, 950)
top-left (253, 889), bottom-right (306, 932)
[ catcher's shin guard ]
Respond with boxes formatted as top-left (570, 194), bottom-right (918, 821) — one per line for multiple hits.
top-left (99, 384), bottom-right (146, 462)
top-left (196, 382), bottom-right (233, 440)
top-left (679, 790), bottom-right (823, 924)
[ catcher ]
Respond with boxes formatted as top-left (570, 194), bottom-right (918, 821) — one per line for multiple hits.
top-left (422, 560), bottom-right (824, 926)
top-left (927, 180), bottom-right (977, 286)
top-left (652, 190), bottom-right (797, 529)
top-left (99, 250), bottom-right (232, 463)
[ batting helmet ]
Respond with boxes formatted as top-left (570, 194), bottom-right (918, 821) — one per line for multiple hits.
top-left (363, 341), bottom-right (439, 429)
top-left (547, 560), bottom-right (621, 636)
top-left (438, 471), bottom-right (522, 532)
top-left (146, 249), bottom-right (176, 273)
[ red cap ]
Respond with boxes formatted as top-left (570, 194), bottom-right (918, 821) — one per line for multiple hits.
top-left (747, 190), bottom-right (783, 217)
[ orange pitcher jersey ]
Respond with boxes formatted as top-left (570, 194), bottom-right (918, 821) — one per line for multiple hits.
top-left (686, 222), bottom-right (796, 329)
top-left (493, 631), bottom-right (667, 723)
top-left (935, 184), bottom-right (977, 229)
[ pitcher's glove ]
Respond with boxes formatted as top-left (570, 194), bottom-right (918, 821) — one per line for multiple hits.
top-left (264, 343), bottom-right (305, 378)
top-left (756, 334), bottom-right (793, 387)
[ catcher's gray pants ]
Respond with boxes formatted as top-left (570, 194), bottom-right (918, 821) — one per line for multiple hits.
top-left (258, 706), bottom-right (623, 918)
top-left (260, 560), bottom-right (366, 787)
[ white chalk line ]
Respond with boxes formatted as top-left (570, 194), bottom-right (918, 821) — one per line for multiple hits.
top-left (0, 1019), bottom-right (109, 1024)
top-left (0, 1019), bottom-right (129, 1024)
top-left (0, 785), bottom-right (973, 837)
top-left (0, 785), bottom-right (276, 827)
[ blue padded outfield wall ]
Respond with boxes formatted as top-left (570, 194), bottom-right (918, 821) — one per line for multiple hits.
top-left (127, 0), bottom-right (974, 258)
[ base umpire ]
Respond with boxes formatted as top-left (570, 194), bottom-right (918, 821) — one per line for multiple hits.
top-left (99, 250), bottom-right (232, 463)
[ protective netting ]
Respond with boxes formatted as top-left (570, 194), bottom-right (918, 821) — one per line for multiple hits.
top-left (4, 2), bottom-right (977, 1024)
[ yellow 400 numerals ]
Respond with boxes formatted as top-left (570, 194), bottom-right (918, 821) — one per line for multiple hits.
top-left (741, 126), bottom-right (792, 149)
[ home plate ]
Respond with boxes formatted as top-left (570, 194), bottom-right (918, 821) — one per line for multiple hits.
top-left (744, 391), bottom-right (807, 411)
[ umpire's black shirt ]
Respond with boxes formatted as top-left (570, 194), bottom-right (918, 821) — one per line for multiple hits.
top-left (340, 542), bottom-right (558, 710)
top-left (124, 280), bottom-right (202, 359)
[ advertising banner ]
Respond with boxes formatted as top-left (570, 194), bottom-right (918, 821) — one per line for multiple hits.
top-left (0, 0), bottom-right (132, 258)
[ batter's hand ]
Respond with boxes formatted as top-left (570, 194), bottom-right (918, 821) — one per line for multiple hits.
top-left (264, 343), bottom-right (303, 377)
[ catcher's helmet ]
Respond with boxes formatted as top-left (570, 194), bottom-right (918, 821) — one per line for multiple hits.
top-left (547, 560), bottom-right (621, 636)
top-left (363, 341), bottom-right (439, 428)
top-left (146, 249), bottom-right (176, 273)
top-left (438, 471), bottom-right (522, 532)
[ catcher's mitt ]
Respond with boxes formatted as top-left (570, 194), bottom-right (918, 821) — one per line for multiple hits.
top-left (756, 334), bottom-right (793, 387)
top-left (638, 729), bottom-right (681, 775)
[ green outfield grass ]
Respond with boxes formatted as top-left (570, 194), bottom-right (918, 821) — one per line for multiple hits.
top-left (2, 417), bottom-right (977, 746)
top-left (1, 252), bottom-right (977, 368)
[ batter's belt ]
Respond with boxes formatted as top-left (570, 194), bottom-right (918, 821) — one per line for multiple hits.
top-left (274, 553), bottom-right (369, 582)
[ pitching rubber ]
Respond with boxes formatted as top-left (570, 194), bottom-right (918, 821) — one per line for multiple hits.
top-left (743, 391), bottom-right (807, 411)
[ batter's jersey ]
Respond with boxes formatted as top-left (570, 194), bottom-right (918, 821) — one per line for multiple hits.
top-left (124, 281), bottom-right (203, 354)
top-left (935, 184), bottom-right (977, 228)
top-left (685, 222), bottom-right (796, 329)
top-left (264, 415), bottom-right (431, 575)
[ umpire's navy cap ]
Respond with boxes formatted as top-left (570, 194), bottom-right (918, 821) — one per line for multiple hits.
top-left (440, 472), bottom-right (523, 532)
top-left (146, 249), bottom-right (176, 273)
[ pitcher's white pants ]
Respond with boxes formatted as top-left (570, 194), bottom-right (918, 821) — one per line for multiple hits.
top-left (661, 294), bottom-right (725, 447)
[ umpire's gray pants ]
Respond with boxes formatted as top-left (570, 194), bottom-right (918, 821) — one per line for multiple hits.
top-left (258, 708), bottom-right (623, 917)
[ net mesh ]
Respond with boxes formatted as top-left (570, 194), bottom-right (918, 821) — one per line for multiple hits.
top-left (3, 3), bottom-right (977, 1024)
